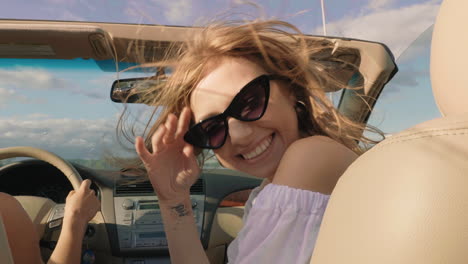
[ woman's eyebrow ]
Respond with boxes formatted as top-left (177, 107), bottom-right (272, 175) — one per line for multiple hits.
top-left (193, 88), bottom-right (236, 122)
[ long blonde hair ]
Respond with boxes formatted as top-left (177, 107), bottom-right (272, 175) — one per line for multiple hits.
top-left (117, 19), bottom-right (383, 170)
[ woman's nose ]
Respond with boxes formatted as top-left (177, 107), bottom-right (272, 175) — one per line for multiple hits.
top-left (227, 118), bottom-right (254, 146)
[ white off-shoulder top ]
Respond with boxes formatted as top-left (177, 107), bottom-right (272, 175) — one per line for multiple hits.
top-left (227, 183), bottom-right (330, 264)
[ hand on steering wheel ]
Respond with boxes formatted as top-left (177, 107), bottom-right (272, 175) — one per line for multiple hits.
top-left (0, 146), bottom-right (95, 238)
top-left (64, 179), bottom-right (100, 228)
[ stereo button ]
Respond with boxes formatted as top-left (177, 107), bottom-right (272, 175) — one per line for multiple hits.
top-left (122, 199), bottom-right (134, 210)
top-left (123, 212), bottom-right (133, 220)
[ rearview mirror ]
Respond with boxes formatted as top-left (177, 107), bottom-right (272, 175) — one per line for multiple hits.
top-left (110, 77), bottom-right (163, 103)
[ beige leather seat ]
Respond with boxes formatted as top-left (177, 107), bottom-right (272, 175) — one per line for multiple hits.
top-left (311, 0), bottom-right (468, 263)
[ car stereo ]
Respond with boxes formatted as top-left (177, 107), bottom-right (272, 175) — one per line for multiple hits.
top-left (114, 195), bottom-right (205, 251)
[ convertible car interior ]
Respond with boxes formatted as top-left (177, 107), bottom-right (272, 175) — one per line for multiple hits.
top-left (6, 1), bottom-right (456, 261)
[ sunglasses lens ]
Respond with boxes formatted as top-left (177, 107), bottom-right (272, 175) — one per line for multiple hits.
top-left (202, 119), bottom-right (227, 148)
top-left (184, 118), bottom-right (227, 149)
top-left (231, 76), bottom-right (267, 120)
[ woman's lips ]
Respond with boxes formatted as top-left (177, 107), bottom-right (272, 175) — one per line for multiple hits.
top-left (241, 134), bottom-right (274, 160)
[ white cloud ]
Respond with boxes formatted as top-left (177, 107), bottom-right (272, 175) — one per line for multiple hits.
top-left (0, 67), bottom-right (70, 91)
top-left (315, 0), bottom-right (441, 58)
top-left (152, 0), bottom-right (192, 24)
top-left (25, 113), bottom-right (50, 119)
top-left (0, 88), bottom-right (15, 99)
top-left (0, 88), bottom-right (16, 108)
top-left (366, 0), bottom-right (396, 11)
top-left (165, 0), bottom-right (192, 24)
top-left (0, 88), bottom-right (41, 108)
top-left (124, 0), bottom-right (192, 24)
top-left (0, 117), bottom-right (119, 159)
top-left (0, 67), bottom-right (106, 99)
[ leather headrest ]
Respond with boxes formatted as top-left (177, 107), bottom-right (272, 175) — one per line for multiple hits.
top-left (431, 0), bottom-right (468, 116)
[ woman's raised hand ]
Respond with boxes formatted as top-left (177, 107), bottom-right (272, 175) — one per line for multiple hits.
top-left (135, 107), bottom-right (200, 203)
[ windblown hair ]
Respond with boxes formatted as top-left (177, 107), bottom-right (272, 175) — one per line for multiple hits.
top-left (116, 19), bottom-right (383, 171)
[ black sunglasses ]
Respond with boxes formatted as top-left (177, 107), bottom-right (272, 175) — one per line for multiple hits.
top-left (184, 74), bottom-right (279, 149)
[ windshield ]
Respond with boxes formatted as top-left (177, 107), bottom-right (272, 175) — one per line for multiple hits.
top-left (0, 59), bottom-right (146, 168)
top-left (368, 25), bottom-right (439, 136)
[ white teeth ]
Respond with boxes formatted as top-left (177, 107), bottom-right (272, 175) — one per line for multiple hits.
top-left (242, 136), bottom-right (272, 160)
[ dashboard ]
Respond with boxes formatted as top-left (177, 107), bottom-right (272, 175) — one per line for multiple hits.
top-left (0, 159), bottom-right (261, 263)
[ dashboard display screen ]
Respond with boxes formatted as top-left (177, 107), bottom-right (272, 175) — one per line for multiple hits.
top-left (139, 203), bottom-right (159, 210)
top-left (138, 232), bottom-right (165, 238)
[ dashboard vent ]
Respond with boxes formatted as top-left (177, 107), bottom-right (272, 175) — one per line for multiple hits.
top-left (115, 178), bottom-right (205, 195)
top-left (190, 178), bottom-right (204, 194)
top-left (115, 181), bottom-right (154, 195)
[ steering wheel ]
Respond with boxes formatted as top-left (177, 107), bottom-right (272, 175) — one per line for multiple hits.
top-left (0, 146), bottom-right (83, 238)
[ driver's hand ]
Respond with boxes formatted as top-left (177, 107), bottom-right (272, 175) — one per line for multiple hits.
top-left (64, 179), bottom-right (100, 226)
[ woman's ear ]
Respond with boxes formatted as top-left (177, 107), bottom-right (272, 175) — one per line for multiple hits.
top-left (294, 100), bottom-right (308, 114)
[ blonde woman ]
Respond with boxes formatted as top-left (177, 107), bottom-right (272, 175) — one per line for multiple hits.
top-left (129, 20), bottom-right (379, 263)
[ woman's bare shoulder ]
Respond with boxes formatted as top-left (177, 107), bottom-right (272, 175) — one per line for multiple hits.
top-left (0, 192), bottom-right (42, 264)
top-left (272, 136), bottom-right (358, 194)
top-left (0, 192), bottom-right (25, 215)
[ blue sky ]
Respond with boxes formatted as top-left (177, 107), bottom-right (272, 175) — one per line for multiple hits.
top-left (0, 0), bottom-right (443, 160)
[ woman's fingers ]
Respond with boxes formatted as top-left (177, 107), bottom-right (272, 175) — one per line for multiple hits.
top-left (163, 114), bottom-right (177, 144)
top-left (80, 179), bottom-right (91, 191)
top-left (67, 190), bottom-right (76, 199)
top-left (136, 107), bottom-right (193, 161)
top-left (151, 125), bottom-right (167, 154)
top-left (176, 107), bottom-right (192, 139)
top-left (183, 144), bottom-right (199, 169)
top-left (182, 143), bottom-right (195, 158)
top-left (135, 136), bottom-right (151, 161)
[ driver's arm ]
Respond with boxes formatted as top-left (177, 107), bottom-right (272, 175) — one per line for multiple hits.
top-left (48, 179), bottom-right (100, 264)
top-left (0, 180), bottom-right (99, 264)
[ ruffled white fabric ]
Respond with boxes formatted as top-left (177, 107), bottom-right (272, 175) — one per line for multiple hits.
top-left (227, 183), bottom-right (330, 264)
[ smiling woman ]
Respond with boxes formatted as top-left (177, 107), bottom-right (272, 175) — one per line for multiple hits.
top-left (119, 19), bottom-right (387, 264)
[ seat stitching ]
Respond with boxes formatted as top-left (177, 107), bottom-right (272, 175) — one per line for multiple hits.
top-left (388, 127), bottom-right (468, 140)
top-left (373, 131), bottom-right (468, 150)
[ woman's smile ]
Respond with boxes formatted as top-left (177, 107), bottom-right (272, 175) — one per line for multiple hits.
top-left (239, 133), bottom-right (274, 161)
